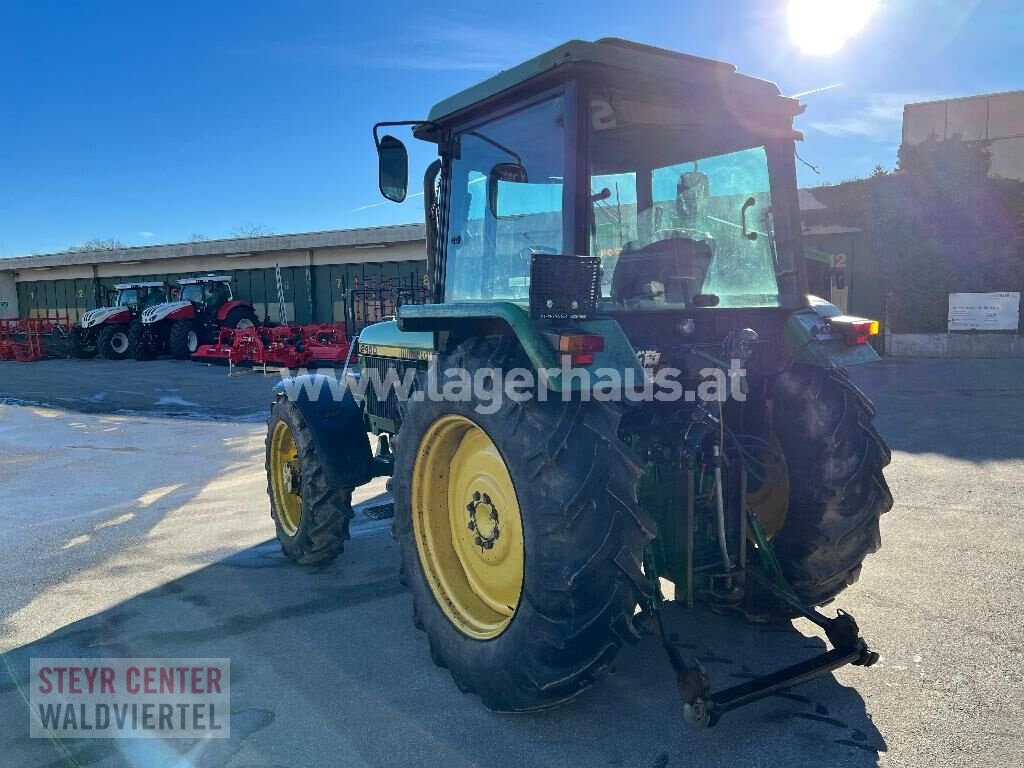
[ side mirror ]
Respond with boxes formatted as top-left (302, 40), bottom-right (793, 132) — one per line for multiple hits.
top-left (377, 135), bottom-right (409, 203)
top-left (488, 163), bottom-right (529, 218)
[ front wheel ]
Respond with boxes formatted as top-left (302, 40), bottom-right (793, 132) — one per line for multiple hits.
top-left (69, 327), bottom-right (97, 359)
top-left (97, 325), bottom-right (131, 360)
top-left (265, 397), bottom-right (354, 564)
top-left (168, 320), bottom-right (200, 360)
top-left (392, 337), bottom-right (653, 711)
top-left (129, 321), bottom-right (154, 360)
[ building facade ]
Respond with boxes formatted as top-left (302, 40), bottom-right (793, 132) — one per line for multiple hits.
top-left (0, 225), bottom-right (428, 324)
top-left (903, 90), bottom-right (1024, 180)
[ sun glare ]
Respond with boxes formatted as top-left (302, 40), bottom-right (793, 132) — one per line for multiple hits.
top-left (788, 0), bottom-right (880, 55)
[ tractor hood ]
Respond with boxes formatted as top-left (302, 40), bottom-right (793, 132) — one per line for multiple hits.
top-left (79, 306), bottom-right (130, 329)
top-left (142, 301), bottom-right (195, 325)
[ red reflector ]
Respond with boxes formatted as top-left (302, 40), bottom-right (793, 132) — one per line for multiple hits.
top-left (545, 332), bottom-right (604, 363)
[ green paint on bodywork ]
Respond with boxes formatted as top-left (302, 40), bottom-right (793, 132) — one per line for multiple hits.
top-left (398, 302), bottom-right (643, 392)
top-left (357, 320), bottom-right (433, 359)
top-left (784, 298), bottom-right (881, 367)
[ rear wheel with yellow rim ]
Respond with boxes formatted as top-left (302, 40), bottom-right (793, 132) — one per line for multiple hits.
top-left (393, 337), bottom-right (654, 711)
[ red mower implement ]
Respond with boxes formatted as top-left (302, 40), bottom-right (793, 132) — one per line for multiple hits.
top-left (192, 323), bottom-right (355, 370)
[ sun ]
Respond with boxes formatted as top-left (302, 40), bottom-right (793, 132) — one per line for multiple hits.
top-left (788, 0), bottom-right (880, 55)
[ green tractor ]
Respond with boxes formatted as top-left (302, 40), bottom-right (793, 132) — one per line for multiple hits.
top-left (266, 39), bottom-right (892, 727)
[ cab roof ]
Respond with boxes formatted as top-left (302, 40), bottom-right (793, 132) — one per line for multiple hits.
top-left (177, 275), bottom-right (232, 285)
top-left (114, 282), bottom-right (166, 290)
top-left (426, 38), bottom-right (791, 125)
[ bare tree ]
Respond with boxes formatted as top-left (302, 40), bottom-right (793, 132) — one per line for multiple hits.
top-left (231, 223), bottom-right (274, 239)
top-left (67, 238), bottom-right (126, 253)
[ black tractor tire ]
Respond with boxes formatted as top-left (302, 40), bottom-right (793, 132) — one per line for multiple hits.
top-left (223, 306), bottom-right (259, 330)
top-left (97, 324), bottom-right (131, 360)
top-left (768, 365), bottom-right (893, 607)
top-left (69, 327), bottom-right (97, 359)
top-left (393, 337), bottom-right (654, 712)
top-left (266, 396), bottom-right (354, 564)
top-left (168, 320), bottom-right (200, 360)
top-left (129, 321), bottom-right (154, 361)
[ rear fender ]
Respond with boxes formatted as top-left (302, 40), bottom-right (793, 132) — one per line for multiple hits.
top-left (397, 302), bottom-right (643, 393)
top-left (217, 300), bottom-right (251, 321)
top-left (784, 297), bottom-right (881, 367)
top-left (273, 375), bottom-right (374, 489)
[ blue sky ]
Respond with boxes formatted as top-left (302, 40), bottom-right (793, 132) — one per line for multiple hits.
top-left (1, 0), bottom-right (1021, 256)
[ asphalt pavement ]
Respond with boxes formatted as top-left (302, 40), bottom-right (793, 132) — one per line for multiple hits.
top-left (0, 357), bottom-right (1022, 767)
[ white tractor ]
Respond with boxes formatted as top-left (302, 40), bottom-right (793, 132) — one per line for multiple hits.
top-left (130, 275), bottom-right (259, 360)
top-left (70, 282), bottom-right (169, 360)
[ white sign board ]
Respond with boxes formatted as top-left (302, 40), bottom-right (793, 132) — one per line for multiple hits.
top-left (948, 292), bottom-right (1020, 331)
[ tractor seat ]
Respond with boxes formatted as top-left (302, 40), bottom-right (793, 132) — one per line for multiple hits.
top-left (611, 236), bottom-right (713, 305)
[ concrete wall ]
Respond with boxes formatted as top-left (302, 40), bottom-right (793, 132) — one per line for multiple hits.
top-left (887, 333), bottom-right (1024, 358)
top-left (0, 271), bottom-right (17, 319)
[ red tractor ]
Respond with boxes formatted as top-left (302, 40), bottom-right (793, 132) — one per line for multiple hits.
top-left (69, 282), bottom-right (169, 360)
top-left (130, 275), bottom-right (258, 360)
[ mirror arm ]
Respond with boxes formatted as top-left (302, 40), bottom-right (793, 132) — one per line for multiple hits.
top-left (372, 120), bottom-right (441, 149)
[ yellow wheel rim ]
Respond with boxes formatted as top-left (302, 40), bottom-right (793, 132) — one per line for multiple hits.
top-left (747, 436), bottom-right (789, 540)
top-left (270, 420), bottom-right (303, 536)
top-left (412, 414), bottom-right (524, 640)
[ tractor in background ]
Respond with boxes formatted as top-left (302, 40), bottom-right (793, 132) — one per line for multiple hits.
top-left (264, 39), bottom-right (892, 728)
top-left (69, 282), bottom-right (169, 360)
top-left (130, 275), bottom-right (258, 360)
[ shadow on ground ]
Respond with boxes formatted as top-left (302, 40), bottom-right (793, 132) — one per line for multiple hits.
top-left (849, 358), bottom-right (1024, 461)
top-left (0, 533), bottom-right (886, 768)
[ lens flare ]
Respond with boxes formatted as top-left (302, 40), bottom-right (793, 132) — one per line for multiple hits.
top-left (788, 0), bottom-right (880, 55)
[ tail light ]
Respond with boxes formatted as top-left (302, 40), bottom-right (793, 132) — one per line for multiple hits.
top-left (544, 332), bottom-right (604, 365)
top-left (829, 316), bottom-right (879, 346)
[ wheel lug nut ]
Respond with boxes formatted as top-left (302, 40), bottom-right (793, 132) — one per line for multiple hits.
top-left (467, 520), bottom-right (476, 531)
top-left (474, 535), bottom-right (483, 546)
top-left (482, 493), bottom-right (491, 504)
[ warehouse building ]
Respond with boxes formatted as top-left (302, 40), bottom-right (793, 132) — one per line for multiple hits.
top-left (0, 224), bottom-right (428, 324)
top-left (903, 90), bottom-right (1024, 180)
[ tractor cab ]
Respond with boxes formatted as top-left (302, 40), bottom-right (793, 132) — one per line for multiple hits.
top-left (376, 39), bottom-right (821, 346)
top-left (112, 282), bottom-right (168, 310)
top-left (177, 276), bottom-right (234, 315)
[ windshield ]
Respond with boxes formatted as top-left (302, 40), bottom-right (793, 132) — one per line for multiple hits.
top-left (115, 289), bottom-right (140, 307)
top-left (590, 93), bottom-right (782, 309)
top-left (180, 285), bottom-right (205, 303)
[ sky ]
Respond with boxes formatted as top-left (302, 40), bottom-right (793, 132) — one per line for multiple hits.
top-left (1, 0), bottom-right (1021, 257)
